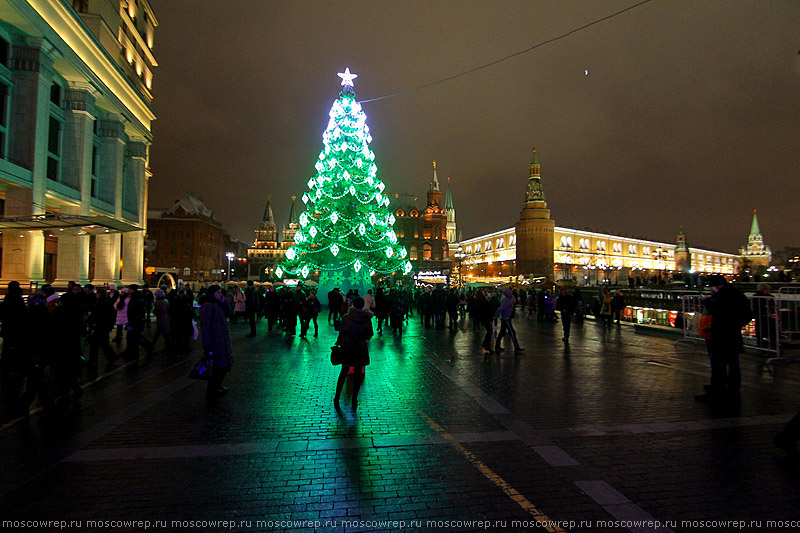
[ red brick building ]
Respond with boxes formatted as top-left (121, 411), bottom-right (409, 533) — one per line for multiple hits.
top-left (391, 162), bottom-right (456, 283)
top-left (146, 193), bottom-right (246, 285)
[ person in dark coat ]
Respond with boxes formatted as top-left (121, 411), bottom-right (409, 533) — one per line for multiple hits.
top-left (445, 289), bottom-right (459, 330)
top-left (299, 290), bottom-right (321, 338)
top-left (121, 285), bottom-right (154, 362)
top-left (389, 290), bottom-right (408, 338)
top-left (244, 280), bottom-right (258, 337)
top-left (333, 297), bottom-right (373, 411)
top-left (0, 281), bottom-right (30, 420)
top-left (200, 285), bottom-right (233, 398)
top-left (476, 289), bottom-right (494, 355)
top-left (87, 287), bottom-right (119, 372)
top-left (151, 289), bottom-right (171, 350)
top-left (695, 275), bottom-right (752, 404)
top-left (556, 287), bottom-right (575, 343)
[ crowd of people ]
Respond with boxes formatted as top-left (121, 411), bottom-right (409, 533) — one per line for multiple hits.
top-left (1, 277), bottom-right (795, 459)
top-left (0, 280), bottom-right (199, 421)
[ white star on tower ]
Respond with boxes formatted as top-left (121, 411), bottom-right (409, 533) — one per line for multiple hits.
top-left (338, 67), bottom-right (357, 87)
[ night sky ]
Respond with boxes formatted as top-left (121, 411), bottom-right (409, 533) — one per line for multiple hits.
top-left (147, 0), bottom-right (799, 255)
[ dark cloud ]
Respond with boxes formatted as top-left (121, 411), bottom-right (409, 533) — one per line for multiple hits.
top-left (148, 0), bottom-right (800, 254)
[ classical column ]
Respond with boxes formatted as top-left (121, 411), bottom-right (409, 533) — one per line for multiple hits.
top-left (0, 42), bottom-right (54, 290)
top-left (0, 188), bottom-right (45, 290)
top-left (92, 232), bottom-right (121, 287)
top-left (121, 230), bottom-right (144, 286)
top-left (53, 206), bottom-right (89, 287)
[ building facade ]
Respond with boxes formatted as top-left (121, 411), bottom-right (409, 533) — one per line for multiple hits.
top-left (146, 193), bottom-right (246, 287)
top-left (458, 150), bottom-right (743, 286)
top-left (0, 0), bottom-right (157, 290)
top-left (391, 162), bottom-right (455, 284)
top-left (740, 209), bottom-right (771, 274)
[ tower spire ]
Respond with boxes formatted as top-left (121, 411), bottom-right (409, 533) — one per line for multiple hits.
top-left (287, 195), bottom-right (298, 226)
top-left (262, 195), bottom-right (275, 223)
top-left (445, 177), bottom-right (456, 243)
top-left (431, 161), bottom-right (440, 191)
top-left (750, 209), bottom-right (761, 237)
top-left (525, 147), bottom-right (545, 202)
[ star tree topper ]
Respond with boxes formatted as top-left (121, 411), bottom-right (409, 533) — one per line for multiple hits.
top-left (338, 67), bottom-right (358, 88)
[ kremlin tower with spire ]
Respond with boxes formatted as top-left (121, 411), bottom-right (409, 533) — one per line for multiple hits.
top-left (740, 209), bottom-right (771, 272)
top-left (514, 149), bottom-right (554, 279)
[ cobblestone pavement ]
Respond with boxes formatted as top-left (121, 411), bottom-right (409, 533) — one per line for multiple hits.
top-left (1, 313), bottom-right (800, 532)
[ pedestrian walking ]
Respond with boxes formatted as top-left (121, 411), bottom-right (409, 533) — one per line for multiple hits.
top-left (613, 289), bottom-right (625, 325)
top-left (476, 289), bottom-right (494, 355)
top-left (300, 290), bottom-right (321, 338)
top-left (199, 285), bottom-right (234, 398)
top-left (556, 287), bottom-right (575, 343)
top-left (494, 288), bottom-right (524, 354)
top-left (112, 288), bottom-right (129, 345)
top-left (244, 280), bottom-right (258, 337)
top-left (333, 297), bottom-right (373, 411)
top-left (87, 287), bottom-right (119, 371)
top-left (600, 288), bottom-right (613, 329)
top-left (151, 289), bottom-right (171, 350)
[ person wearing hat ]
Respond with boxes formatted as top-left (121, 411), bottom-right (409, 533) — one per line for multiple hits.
top-left (199, 285), bottom-right (233, 398)
top-left (333, 296), bottom-right (373, 411)
top-left (695, 275), bottom-right (752, 404)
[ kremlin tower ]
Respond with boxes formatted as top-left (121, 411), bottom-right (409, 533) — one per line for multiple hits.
top-left (514, 149), bottom-right (554, 279)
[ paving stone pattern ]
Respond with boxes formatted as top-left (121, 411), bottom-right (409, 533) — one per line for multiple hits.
top-left (1, 313), bottom-right (799, 532)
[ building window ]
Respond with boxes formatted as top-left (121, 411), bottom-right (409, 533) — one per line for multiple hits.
top-left (643, 246), bottom-right (651, 257)
top-left (90, 144), bottom-right (99, 197)
top-left (50, 83), bottom-right (61, 106)
top-left (497, 238), bottom-right (504, 249)
top-left (629, 244), bottom-right (637, 255)
top-left (410, 246), bottom-right (418, 260)
top-left (183, 267), bottom-right (191, 277)
top-left (183, 246), bottom-right (190, 256)
top-left (612, 242), bottom-right (622, 254)
top-left (560, 236), bottom-right (573, 250)
top-left (484, 241), bottom-right (491, 252)
top-left (596, 241), bottom-right (606, 253)
top-left (0, 36), bottom-right (9, 67)
top-left (169, 247), bottom-right (176, 256)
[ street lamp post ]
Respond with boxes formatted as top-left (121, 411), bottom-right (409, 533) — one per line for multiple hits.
top-left (226, 252), bottom-right (235, 281)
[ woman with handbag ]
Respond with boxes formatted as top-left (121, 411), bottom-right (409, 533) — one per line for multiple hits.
top-left (200, 285), bottom-right (233, 398)
top-left (333, 297), bottom-right (373, 411)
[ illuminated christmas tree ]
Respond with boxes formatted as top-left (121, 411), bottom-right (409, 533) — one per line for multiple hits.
top-left (276, 68), bottom-right (412, 297)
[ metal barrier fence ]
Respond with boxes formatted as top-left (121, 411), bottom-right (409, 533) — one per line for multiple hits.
top-left (777, 286), bottom-right (800, 344)
top-left (680, 292), bottom-right (785, 363)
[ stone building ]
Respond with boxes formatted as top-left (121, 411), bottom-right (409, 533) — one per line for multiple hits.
top-left (0, 0), bottom-right (158, 290)
top-left (458, 149), bottom-right (742, 285)
top-left (515, 149), bottom-right (554, 279)
top-left (247, 196), bottom-right (283, 280)
top-left (740, 209), bottom-right (771, 274)
top-left (391, 162), bottom-right (455, 283)
top-left (146, 193), bottom-right (245, 286)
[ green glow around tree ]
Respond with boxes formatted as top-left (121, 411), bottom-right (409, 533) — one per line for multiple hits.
top-left (277, 68), bottom-right (412, 283)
